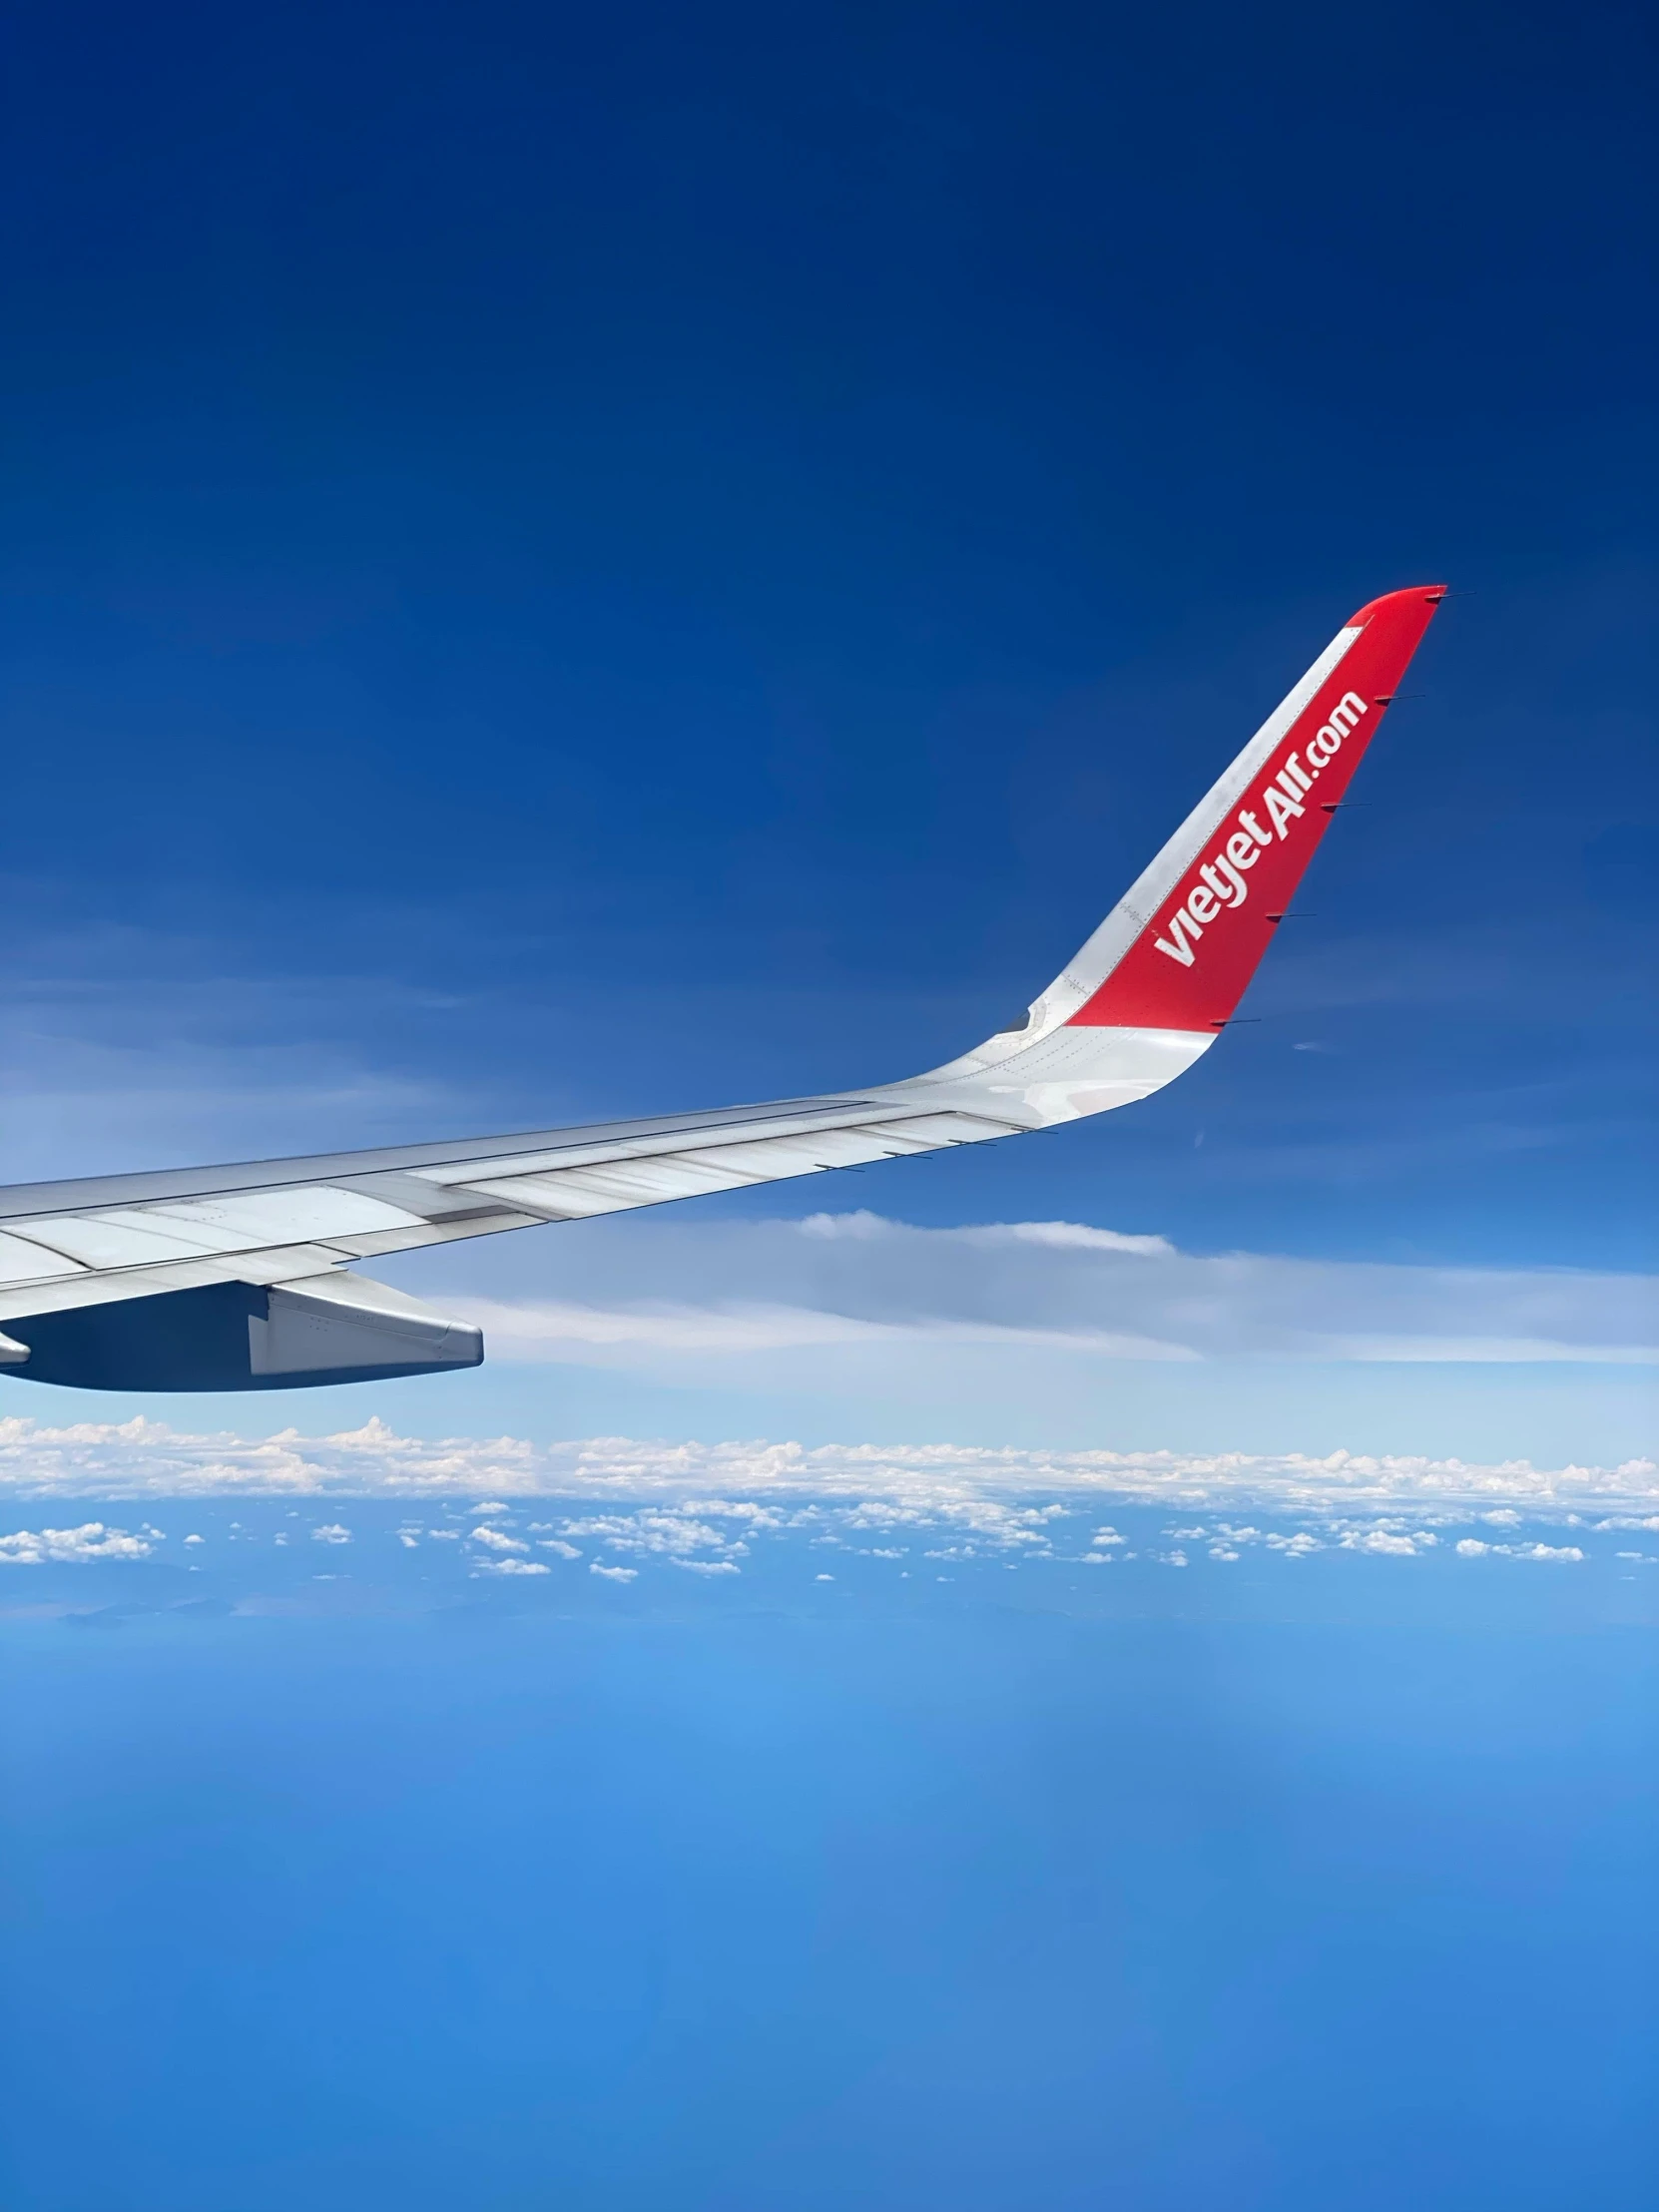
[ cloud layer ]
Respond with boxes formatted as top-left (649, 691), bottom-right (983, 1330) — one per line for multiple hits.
top-left (419, 1211), bottom-right (1658, 1372)
top-left (0, 1410), bottom-right (1652, 1521)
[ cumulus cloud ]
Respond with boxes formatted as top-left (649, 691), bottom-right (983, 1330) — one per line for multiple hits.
top-left (0, 1415), bottom-right (1651, 1526)
top-left (559, 1509), bottom-right (750, 1567)
top-left (310, 1523), bottom-right (351, 1545)
top-left (468, 1526), bottom-right (528, 1554)
top-left (0, 1521), bottom-right (153, 1565)
top-left (1341, 1528), bottom-right (1434, 1556)
top-left (8, 1483), bottom-right (1611, 1588)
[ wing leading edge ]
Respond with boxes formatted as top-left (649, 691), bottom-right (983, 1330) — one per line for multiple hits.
top-left (0, 586), bottom-right (1443, 1389)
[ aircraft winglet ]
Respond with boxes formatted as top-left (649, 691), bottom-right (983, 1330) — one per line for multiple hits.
top-left (1043, 586), bottom-right (1445, 1033)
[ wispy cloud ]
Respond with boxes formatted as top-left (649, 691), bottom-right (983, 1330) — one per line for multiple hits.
top-left (409, 1211), bottom-right (1657, 1373)
top-left (452, 1296), bottom-right (1197, 1364)
top-left (800, 1214), bottom-right (1176, 1258)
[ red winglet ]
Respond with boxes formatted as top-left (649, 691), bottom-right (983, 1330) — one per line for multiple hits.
top-left (1068, 586), bottom-right (1445, 1032)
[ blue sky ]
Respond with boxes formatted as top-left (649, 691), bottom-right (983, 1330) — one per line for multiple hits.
top-left (0, 1), bottom-right (1655, 1464)
top-left (0, 3), bottom-right (1655, 2204)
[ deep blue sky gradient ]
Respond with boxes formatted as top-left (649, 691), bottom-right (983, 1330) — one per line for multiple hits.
top-left (0, 0), bottom-right (1653, 1275)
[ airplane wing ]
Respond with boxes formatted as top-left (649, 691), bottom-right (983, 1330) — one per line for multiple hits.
top-left (0, 585), bottom-right (1444, 1391)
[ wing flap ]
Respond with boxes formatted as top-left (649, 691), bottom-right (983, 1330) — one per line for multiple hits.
top-left (467, 1157), bottom-right (765, 1220)
top-left (451, 1111), bottom-right (1022, 1224)
top-left (0, 1244), bottom-right (371, 1324)
top-left (0, 1233), bottom-right (86, 1287)
top-left (0, 1257), bottom-right (243, 1323)
top-left (133, 1188), bottom-right (427, 1246)
top-left (402, 1100), bottom-right (894, 1189)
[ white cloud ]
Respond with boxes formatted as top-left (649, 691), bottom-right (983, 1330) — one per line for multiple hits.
top-left (472, 1556), bottom-right (550, 1577)
top-left (413, 1211), bottom-right (1657, 1375)
top-left (310, 1523), bottom-right (352, 1545)
top-left (978, 1222), bottom-right (1176, 1259)
top-left (589, 1563), bottom-right (637, 1582)
top-left (457, 1295), bottom-right (1198, 1365)
top-left (1342, 1529), bottom-right (1430, 1556)
top-left (0, 1416), bottom-right (1651, 1526)
top-left (468, 1526), bottom-right (528, 1554)
top-left (0, 1521), bottom-right (153, 1565)
top-left (800, 1211), bottom-right (1174, 1259)
top-left (535, 1538), bottom-right (582, 1558)
top-left (563, 1510), bottom-right (730, 1556)
top-left (1456, 1536), bottom-right (1585, 1562)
